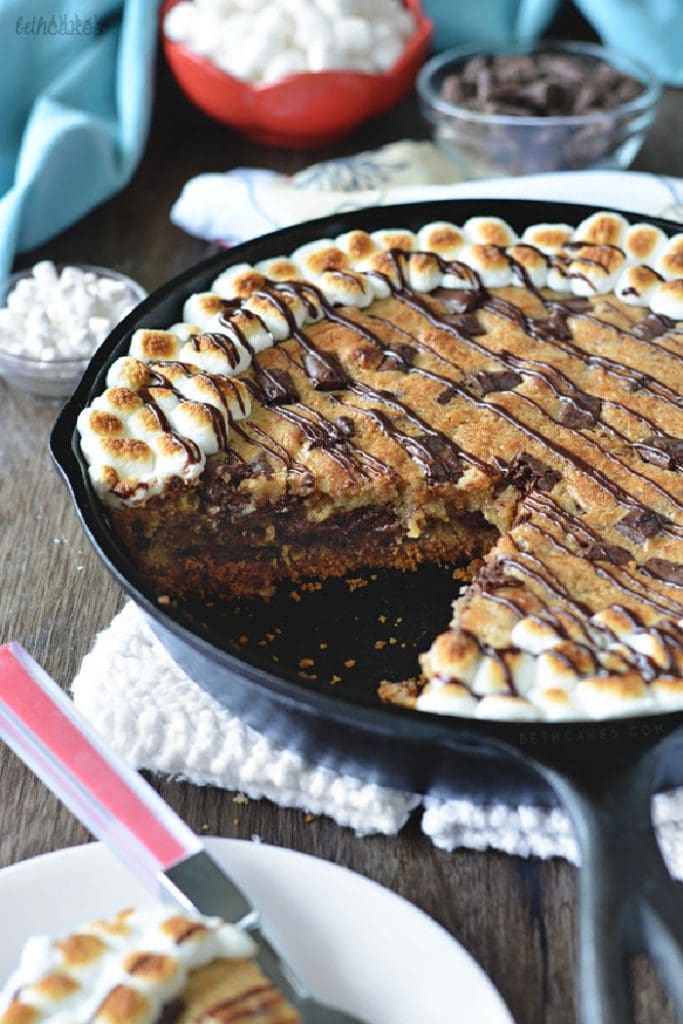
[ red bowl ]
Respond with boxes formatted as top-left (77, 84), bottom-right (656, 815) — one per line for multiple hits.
top-left (161, 0), bottom-right (432, 148)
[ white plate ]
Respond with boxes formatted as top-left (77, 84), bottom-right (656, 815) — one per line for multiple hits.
top-left (0, 839), bottom-right (514, 1023)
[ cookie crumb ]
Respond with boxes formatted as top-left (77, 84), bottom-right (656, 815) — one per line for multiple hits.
top-left (299, 657), bottom-right (315, 669)
top-left (344, 658), bottom-right (356, 669)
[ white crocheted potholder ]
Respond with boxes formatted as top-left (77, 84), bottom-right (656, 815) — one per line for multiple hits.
top-left (72, 601), bottom-right (683, 876)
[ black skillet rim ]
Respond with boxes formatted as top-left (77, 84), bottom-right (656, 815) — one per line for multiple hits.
top-left (50, 197), bottom-right (683, 767)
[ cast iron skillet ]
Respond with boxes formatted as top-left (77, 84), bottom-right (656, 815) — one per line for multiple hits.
top-left (51, 199), bottom-right (683, 1023)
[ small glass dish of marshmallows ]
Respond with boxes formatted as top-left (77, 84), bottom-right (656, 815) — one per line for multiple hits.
top-left (0, 262), bottom-right (146, 398)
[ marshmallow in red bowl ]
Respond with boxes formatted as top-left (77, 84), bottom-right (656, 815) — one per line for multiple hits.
top-left (161, 0), bottom-right (432, 147)
top-left (0, 262), bottom-right (146, 399)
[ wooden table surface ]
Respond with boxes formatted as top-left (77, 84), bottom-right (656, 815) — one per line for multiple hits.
top-left (1, 49), bottom-right (682, 1024)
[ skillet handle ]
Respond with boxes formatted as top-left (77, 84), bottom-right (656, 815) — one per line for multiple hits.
top-left (546, 744), bottom-right (683, 1024)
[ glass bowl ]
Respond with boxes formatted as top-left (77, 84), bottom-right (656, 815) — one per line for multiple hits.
top-left (417, 40), bottom-right (661, 179)
top-left (0, 265), bottom-right (146, 399)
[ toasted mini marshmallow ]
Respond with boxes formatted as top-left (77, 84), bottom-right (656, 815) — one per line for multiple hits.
top-left (215, 376), bottom-right (252, 421)
top-left (459, 244), bottom-right (513, 288)
top-left (152, 431), bottom-right (206, 476)
top-left (575, 671), bottom-right (653, 718)
top-left (129, 329), bottom-right (181, 363)
top-left (511, 616), bottom-right (562, 654)
top-left (522, 222), bottom-right (573, 254)
top-left (650, 279), bottom-right (683, 320)
top-left (440, 259), bottom-right (480, 290)
top-left (535, 647), bottom-right (583, 693)
top-left (506, 244), bottom-right (549, 289)
top-left (106, 356), bottom-right (151, 392)
top-left (656, 233), bottom-right (683, 279)
top-left (91, 387), bottom-right (144, 423)
top-left (335, 230), bottom-right (380, 267)
top-left (90, 436), bottom-right (155, 478)
top-left (168, 371), bottom-right (232, 422)
top-left (623, 223), bottom-right (667, 266)
top-left (420, 629), bottom-right (481, 684)
top-left (416, 221), bottom-right (465, 260)
top-left (358, 249), bottom-right (405, 298)
top-left (591, 606), bottom-right (641, 641)
top-left (614, 264), bottom-right (661, 307)
top-left (371, 228), bottom-right (417, 253)
top-left (178, 332), bottom-right (252, 376)
top-left (317, 269), bottom-right (373, 307)
top-left (530, 685), bottom-right (578, 720)
top-left (211, 263), bottom-right (268, 300)
top-left (403, 252), bottom-right (442, 292)
top-left (290, 239), bottom-right (349, 279)
top-left (652, 675), bottom-right (683, 710)
top-left (568, 245), bottom-right (625, 296)
top-left (182, 292), bottom-right (227, 329)
top-left (254, 256), bottom-right (300, 282)
top-left (76, 407), bottom-right (126, 448)
top-left (505, 650), bottom-right (537, 697)
top-left (546, 256), bottom-right (573, 292)
top-left (573, 211), bottom-right (628, 249)
top-left (463, 216), bottom-right (517, 248)
top-left (416, 680), bottom-right (477, 716)
top-left (242, 290), bottom-right (306, 341)
top-left (168, 321), bottom-right (202, 342)
top-left (626, 629), bottom-right (683, 673)
top-left (470, 654), bottom-right (511, 697)
top-left (127, 403), bottom-right (169, 442)
top-left (167, 401), bottom-right (224, 455)
top-left (475, 695), bottom-right (537, 720)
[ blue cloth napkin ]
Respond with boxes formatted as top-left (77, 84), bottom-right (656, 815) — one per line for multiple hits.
top-left (0, 0), bottom-right (158, 284)
top-left (424, 0), bottom-right (683, 84)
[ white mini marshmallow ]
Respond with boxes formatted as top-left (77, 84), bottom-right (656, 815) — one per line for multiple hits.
top-left (650, 279), bottom-right (683, 320)
top-left (573, 211), bottom-right (628, 249)
top-left (470, 654), bottom-right (511, 697)
top-left (614, 265), bottom-right (661, 307)
top-left (546, 257), bottom-right (573, 292)
top-left (652, 676), bottom-right (683, 711)
top-left (463, 216), bottom-right (517, 248)
top-left (168, 401), bottom-right (223, 455)
top-left (168, 321), bottom-right (202, 342)
top-left (521, 222), bottom-right (573, 254)
top-left (575, 672), bottom-right (653, 718)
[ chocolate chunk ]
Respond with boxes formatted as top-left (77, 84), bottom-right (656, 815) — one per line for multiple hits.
top-left (253, 367), bottom-right (298, 405)
top-left (632, 313), bottom-right (674, 341)
top-left (508, 452), bottom-right (561, 493)
top-left (303, 352), bottom-right (348, 391)
top-left (335, 415), bottom-right (355, 438)
top-left (448, 313), bottom-right (485, 336)
top-left (644, 559), bottom-right (683, 586)
top-left (467, 369), bottom-right (522, 397)
top-left (413, 433), bottom-right (463, 483)
top-left (559, 393), bottom-right (601, 429)
top-left (616, 509), bottom-right (666, 543)
top-left (158, 998), bottom-right (184, 1024)
top-left (381, 342), bottom-right (415, 369)
top-left (475, 555), bottom-right (515, 592)
top-left (635, 435), bottom-right (683, 471)
top-left (431, 288), bottom-right (482, 314)
top-left (548, 298), bottom-right (591, 315)
top-left (436, 386), bottom-right (457, 405)
top-left (582, 541), bottom-right (632, 565)
top-left (528, 313), bottom-right (572, 343)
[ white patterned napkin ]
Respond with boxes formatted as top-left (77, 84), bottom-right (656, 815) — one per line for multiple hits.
top-left (72, 601), bottom-right (683, 875)
top-left (72, 158), bottom-right (683, 869)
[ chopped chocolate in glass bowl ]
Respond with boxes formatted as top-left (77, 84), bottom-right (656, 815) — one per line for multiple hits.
top-left (440, 51), bottom-right (645, 118)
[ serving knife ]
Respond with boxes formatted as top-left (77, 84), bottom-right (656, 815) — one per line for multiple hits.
top-left (0, 642), bottom-right (367, 1024)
